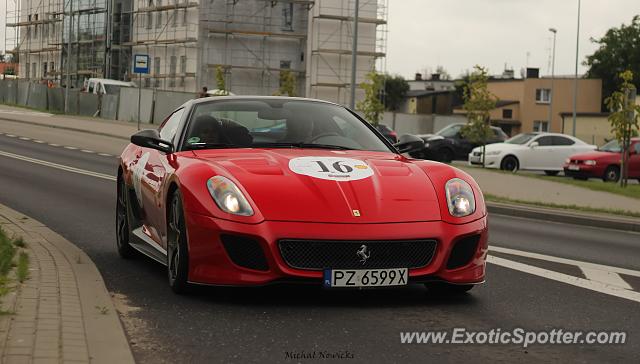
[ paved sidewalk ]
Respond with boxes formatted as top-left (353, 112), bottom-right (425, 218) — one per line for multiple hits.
top-left (0, 104), bottom-right (149, 140)
top-left (458, 165), bottom-right (640, 214)
top-left (0, 204), bottom-right (134, 364)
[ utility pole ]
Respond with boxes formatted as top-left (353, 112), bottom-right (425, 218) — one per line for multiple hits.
top-left (349, 0), bottom-right (359, 110)
top-left (548, 28), bottom-right (557, 128)
top-left (571, 0), bottom-right (581, 136)
top-left (64, 0), bottom-right (74, 113)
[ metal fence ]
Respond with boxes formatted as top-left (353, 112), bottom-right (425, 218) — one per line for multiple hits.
top-left (0, 79), bottom-right (197, 124)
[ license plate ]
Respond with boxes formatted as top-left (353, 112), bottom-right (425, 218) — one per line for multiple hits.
top-left (324, 268), bottom-right (408, 288)
top-left (568, 165), bottom-right (580, 170)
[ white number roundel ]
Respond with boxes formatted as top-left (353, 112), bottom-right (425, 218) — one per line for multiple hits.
top-left (289, 157), bottom-right (374, 181)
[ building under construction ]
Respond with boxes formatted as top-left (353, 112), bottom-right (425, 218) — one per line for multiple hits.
top-left (4, 0), bottom-right (387, 104)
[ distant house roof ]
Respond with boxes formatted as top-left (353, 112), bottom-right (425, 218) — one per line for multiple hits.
top-left (495, 100), bottom-right (519, 108)
top-left (406, 90), bottom-right (453, 98)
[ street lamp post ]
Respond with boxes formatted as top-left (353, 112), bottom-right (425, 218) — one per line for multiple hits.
top-left (349, 0), bottom-right (360, 110)
top-left (548, 28), bottom-right (557, 129)
top-left (571, 0), bottom-right (582, 136)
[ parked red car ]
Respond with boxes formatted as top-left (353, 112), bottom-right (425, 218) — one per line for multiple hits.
top-left (563, 138), bottom-right (640, 182)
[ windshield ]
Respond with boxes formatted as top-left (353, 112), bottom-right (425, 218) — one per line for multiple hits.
top-left (599, 139), bottom-right (622, 152)
top-left (505, 133), bottom-right (537, 145)
top-left (436, 124), bottom-right (462, 138)
top-left (183, 99), bottom-right (392, 152)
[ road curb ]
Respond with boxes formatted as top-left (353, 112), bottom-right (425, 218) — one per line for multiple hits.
top-left (0, 204), bottom-right (136, 364)
top-left (0, 116), bottom-right (131, 141)
top-left (487, 201), bottom-right (640, 232)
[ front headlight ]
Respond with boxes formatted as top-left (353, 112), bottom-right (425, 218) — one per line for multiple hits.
top-left (206, 176), bottom-right (254, 216)
top-left (445, 178), bottom-right (476, 217)
top-left (584, 160), bottom-right (597, 166)
top-left (486, 150), bottom-right (501, 156)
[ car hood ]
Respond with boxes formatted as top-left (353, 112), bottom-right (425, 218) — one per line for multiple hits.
top-left (472, 142), bottom-right (525, 153)
top-left (192, 149), bottom-right (442, 223)
top-left (570, 150), bottom-right (619, 160)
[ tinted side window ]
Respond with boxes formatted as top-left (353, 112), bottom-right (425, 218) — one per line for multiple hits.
top-left (159, 108), bottom-right (184, 141)
top-left (535, 136), bottom-right (554, 146)
top-left (634, 143), bottom-right (640, 154)
top-left (553, 136), bottom-right (575, 146)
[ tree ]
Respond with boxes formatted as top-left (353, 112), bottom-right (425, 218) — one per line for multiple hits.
top-left (356, 70), bottom-right (385, 126)
top-left (605, 70), bottom-right (640, 187)
top-left (210, 65), bottom-right (230, 96)
top-left (460, 65), bottom-right (497, 167)
top-left (274, 70), bottom-right (296, 96)
top-left (382, 74), bottom-right (409, 111)
top-left (585, 15), bottom-right (640, 109)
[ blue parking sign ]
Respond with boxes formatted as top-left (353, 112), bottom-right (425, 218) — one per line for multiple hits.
top-left (133, 54), bottom-right (150, 74)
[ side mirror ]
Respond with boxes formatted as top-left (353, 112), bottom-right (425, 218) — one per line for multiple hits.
top-left (394, 134), bottom-right (425, 154)
top-left (529, 141), bottom-right (539, 148)
top-left (131, 129), bottom-right (174, 154)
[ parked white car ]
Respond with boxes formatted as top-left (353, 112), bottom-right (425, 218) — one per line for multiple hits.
top-left (468, 132), bottom-right (596, 175)
top-left (84, 78), bottom-right (136, 95)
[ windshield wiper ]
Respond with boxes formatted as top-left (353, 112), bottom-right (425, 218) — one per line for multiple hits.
top-left (251, 142), bottom-right (355, 150)
top-left (184, 143), bottom-right (237, 150)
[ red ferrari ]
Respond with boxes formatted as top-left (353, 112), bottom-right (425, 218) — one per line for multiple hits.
top-left (116, 97), bottom-right (488, 294)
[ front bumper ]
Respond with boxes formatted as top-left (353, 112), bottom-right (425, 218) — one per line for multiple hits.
top-left (563, 164), bottom-right (600, 179)
top-left (184, 212), bottom-right (488, 286)
top-left (468, 152), bottom-right (500, 169)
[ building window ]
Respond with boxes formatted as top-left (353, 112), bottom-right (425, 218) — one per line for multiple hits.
top-left (533, 121), bottom-right (549, 132)
top-left (282, 3), bottom-right (293, 31)
top-left (182, 9), bottom-right (187, 26)
top-left (32, 63), bottom-right (37, 79)
top-left (280, 60), bottom-right (291, 69)
top-left (502, 109), bottom-right (513, 119)
top-left (535, 88), bottom-right (551, 103)
top-left (156, 0), bottom-right (163, 28)
top-left (172, 9), bottom-right (178, 27)
top-left (169, 55), bottom-right (177, 87)
top-left (180, 55), bottom-right (186, 74)
top-left (50, 62), bottom-right (55, 73)
top-left (144, 77), bottom-right (151, 87)
top-left (43, 62), bottom-right (48, 76)
top-left (146, 0), bottom-right (153, 29)
top-left (179, 76), bottom-right (185, 87)
top-left (154, 57), bottom-right (161, 87)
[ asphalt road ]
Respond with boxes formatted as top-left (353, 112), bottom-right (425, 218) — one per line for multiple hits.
top-left (0, 127), bottom-right (639, 363)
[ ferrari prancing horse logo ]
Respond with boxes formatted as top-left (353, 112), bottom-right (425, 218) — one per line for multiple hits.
top-left (357, 245), bottom-right (370, 265)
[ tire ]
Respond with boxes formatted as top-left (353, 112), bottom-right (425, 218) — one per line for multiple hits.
top-left (438, 148), bottom-right (454, 163)
top-left (500, 155), bottom-right (519, 172)
top-left (425, 282), bottom-right (474, 295)
top-left (603, 166), bottom-right (620, 182)
top-left (167, 190), bottom-right (191, 294)
top-left (116, 177), bottom-right (137, 259)
top-left (544, 170), bottom-right (560, 176)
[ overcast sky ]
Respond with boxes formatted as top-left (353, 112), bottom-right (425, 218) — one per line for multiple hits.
top-left (386, 0), bottom-right (640, 79)
top-left (2, 0), bottom-right (638, 80)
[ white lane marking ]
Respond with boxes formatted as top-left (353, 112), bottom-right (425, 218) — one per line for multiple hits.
top-left (0, 149), bottom-right (116, 182)
top-left (33, 140), bottom-right (45, 144)
top-left (490, 246), bottom-right (640, 278)
top-left (19, 137), bottom-right (31, 141)
top-left (49, 143), bottom-right (61, 147)
top-left (81, 149), bottom-right (95, 154)
top-left (488, 255), bottom-right (640, 303)
top-left (64, 146), bottom-right (78, 150)
top-left (98, 153), bottom-right (114, 157)
top-left (580, 267), bottom-right (633, 290)
top-left (6, 134), bottom-right (16, 137)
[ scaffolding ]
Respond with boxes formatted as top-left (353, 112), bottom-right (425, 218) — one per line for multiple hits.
top-left (4, 0), bottom-right (108, 86)
top-left (307, 0), bottom-right (387, 104)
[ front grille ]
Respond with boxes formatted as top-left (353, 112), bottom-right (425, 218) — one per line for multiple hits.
top-left (473, 152), bottom-right (482, 156)
top-left (220, 234), bottom-right (269, 271)
top-left (278, 239), bottom-right (437, 270)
